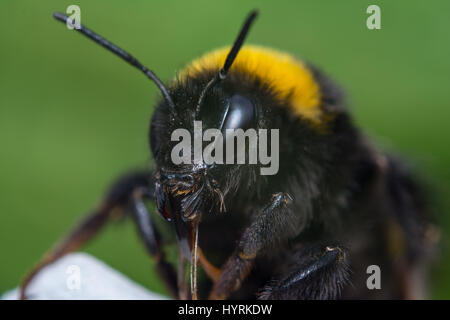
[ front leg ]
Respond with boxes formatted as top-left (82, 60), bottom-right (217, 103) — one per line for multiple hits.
top-left (258, 245), bottom-right (350, 300)
top-left (20, 170), bottom-right (177, 299)
top-left (131, 187), bottom-right (178, 297)
top-left (209, 192), bottom-right (297, 299)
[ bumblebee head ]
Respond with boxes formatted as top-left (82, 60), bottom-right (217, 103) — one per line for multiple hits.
top-left (150, 89), bottom-right (260, 260)
top-left (52, 9), bottom-right (348, 262)
top-left (145, 11), bottom-right (260, 259)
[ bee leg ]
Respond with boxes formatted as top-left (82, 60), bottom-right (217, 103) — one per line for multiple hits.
top-left (20, 171), bottom-right (177, 299)
top-left (209, 192), bottom-right (296, 300)
top-left (258, 245), bottom-right (350, 300)
top-left (130, 187), bottom-right (178, 297)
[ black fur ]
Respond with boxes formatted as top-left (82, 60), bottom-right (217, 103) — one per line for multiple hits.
top-left (148, 62), bottom-right (434, 299)
top-left (23, 11), bottom-right (435, 300)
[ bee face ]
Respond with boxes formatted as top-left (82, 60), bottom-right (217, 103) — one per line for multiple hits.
top-left (149, 71), bottom-right (274, 259)
top-left (153, 159), bottom-right (228, 261)
top-left (150, 75), bottom-right (259, 191)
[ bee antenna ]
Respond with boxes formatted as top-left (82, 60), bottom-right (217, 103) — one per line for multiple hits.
top-left (196, 10), bottom-right (259, 115)
top-left (52, 12), bottom-right (176, 112)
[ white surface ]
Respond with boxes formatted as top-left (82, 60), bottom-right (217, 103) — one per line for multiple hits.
top-left (2, 252), bottom-right (167, 300)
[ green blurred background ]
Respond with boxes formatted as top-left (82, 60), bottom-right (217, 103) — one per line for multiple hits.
top-left (1, 0), bottom-right (449, 298)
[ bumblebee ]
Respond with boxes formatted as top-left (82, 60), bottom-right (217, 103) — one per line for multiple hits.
top-left (21, 10), bottom-right (435, 300)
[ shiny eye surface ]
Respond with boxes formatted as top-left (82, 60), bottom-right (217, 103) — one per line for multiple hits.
top-left (220, 95), bottom-right (257, 130)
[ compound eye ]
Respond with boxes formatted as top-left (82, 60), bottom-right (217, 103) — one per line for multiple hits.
top-left (221, 95), bottom-right (256, 130)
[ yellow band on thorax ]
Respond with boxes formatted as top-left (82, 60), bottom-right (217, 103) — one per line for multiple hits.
top-left (179, 45), bottom-right (324, 126)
